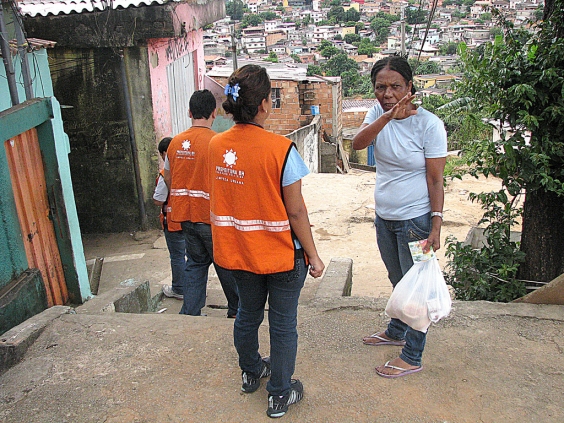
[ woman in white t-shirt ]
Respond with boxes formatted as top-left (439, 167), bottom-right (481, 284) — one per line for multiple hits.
top-left (353, 55), bottom-right (448, 378)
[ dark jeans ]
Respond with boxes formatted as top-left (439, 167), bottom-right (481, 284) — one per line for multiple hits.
top-left (163, 227), bottom-right (187, 295)
top-left (375, 213), bottom-right (431, 367)
top-left (180, 221), bottom-right (239, 317)
top-left (230, 254), bottom-right (307, 397)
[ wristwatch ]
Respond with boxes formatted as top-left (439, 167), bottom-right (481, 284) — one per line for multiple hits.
top-left (430, 211), bottom-right (443, 219)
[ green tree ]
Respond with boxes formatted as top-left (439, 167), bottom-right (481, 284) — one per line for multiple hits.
top-left (290, 53), bottom-right (301, 63)
top-left (534, 5), bottom-right (544, 21)
top-left (307, 64), bottom-right (323, 76)
top-left (319, 40), bottom-right (341, 58)
top-left (328, 6), bottom-right (346, 23)
top-left (370, 17), bottom-right (392, 46)
top-left (322, 53), bottom-right (359, 77)
top-left (226, 0), bottom-right (245, 21)
top-left (406, 7), bottom-right (428, 24)
top-left (452, 10), bottom-right (468, 19)
top-left (447, 3), bottom-right (564, 294)
top-left (408, 59), bottom-right (441, 74)
top-left (375, 12), bottom-right (400, 23)
top-left (439, 41), bottom-right (459, 55)
top-left (347, 74), bottom-right (374, 97)
top-left (264, 52), bottom-right (278, 63)
top-left (260, 11), bottom-right (278, 21)
top-left (344, 8), bottom-right (360, 22)
top-left (490, 26), bottom-right (503, 38)
top-left (357, 38), bottom-right (378, 57)
top-left (344, 33), bottom-right (361, 44)
top-left (355, 22), bottom-right (365, 33)
top-left (241, 14), bottom-right (263, 28)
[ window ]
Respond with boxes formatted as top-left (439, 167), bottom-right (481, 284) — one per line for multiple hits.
top-left (271, 88), bottom-right (281, 109)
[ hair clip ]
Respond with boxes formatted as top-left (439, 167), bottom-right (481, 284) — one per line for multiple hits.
top-left (224, 83), bottom-right (240, 101)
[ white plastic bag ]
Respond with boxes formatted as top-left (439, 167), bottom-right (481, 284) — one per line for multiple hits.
top-left (385, 256), bottom-right (452, 333)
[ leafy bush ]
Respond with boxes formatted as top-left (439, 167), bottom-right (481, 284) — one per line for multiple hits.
top-left (444, 190), bottom-right (526, 302)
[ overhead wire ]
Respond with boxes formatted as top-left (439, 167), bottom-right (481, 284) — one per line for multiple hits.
top-left (6, 0), bottom-right (48, 97)
top-left (417, 0), bottom-right (440, 63)
top-left (408, 0), bottom-right (426, 59)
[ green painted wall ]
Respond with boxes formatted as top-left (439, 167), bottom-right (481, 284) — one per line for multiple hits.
top-left (0, 149), bottom-right (28, 285)
top-left (36, 97), bottom-right (91, 304)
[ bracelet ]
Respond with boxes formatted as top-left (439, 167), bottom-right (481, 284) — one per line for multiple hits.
top-left (430, 211), bottom-right (443, 219)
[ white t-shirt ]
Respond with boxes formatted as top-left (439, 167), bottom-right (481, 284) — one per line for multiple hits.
top-left (363, 103), bottom-right (447, 220)
top-left (153, 174), bottom-right (168, 202)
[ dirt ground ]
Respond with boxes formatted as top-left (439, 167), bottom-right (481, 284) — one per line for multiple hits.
top-left (1, 171), bottom-right (562, 423)
top-left (81, 169), bottom-right (509, 301)
top-left (301, 169), bottom-right (508, 298)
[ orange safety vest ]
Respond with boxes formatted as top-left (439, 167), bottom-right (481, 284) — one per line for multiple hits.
top-left (156, 171), bottom-right (182, 232)
top-left (209, 123), bottom-right (297, 274)
top-left (167, 126), bottom-right (215, 224)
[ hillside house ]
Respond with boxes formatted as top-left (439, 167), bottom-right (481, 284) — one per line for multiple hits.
top-left (19, 0), bottom-right (226, 233)
top-left (208, 62), bottom-right (342, 146)
top-left (241, 26), bottom-right (267, 53)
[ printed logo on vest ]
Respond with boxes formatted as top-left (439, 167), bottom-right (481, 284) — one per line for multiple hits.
top-left (216, 149), bottom-right (245, 184)
top-left (223, 149), bottom-right (238, 167)
top-left (178, 139), bottom-right (194, 158)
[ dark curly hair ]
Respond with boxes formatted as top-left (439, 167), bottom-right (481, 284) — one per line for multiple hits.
top-left (370, 56), bottom-right (417, 95)
top-left (222, 65), bottom-right (271, 123)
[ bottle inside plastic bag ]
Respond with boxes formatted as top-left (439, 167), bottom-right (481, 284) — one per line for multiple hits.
top-left (385, 256), bottom-right (451, 333)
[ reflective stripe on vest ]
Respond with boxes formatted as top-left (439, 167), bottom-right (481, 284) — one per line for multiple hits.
top-left (170, 188), bottom-right (210, 200)
top-left (211, 212), bottom-right (290, 232)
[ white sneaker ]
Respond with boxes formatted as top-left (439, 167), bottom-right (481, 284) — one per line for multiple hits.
top-left (162, 285), bottom-right (183, 300)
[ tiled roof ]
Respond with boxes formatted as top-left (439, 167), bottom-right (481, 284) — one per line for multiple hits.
top-left (342, 99), bottom-right (378, 112)
top-left (17, 0), bottom-right (175, 17)
top-left (0, 37), bottom-right (56, 57)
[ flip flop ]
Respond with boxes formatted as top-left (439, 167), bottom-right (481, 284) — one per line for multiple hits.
top-left (375, 361), bottom-right (423, 378)
top-left (362, 333), bottom-right (406, 346)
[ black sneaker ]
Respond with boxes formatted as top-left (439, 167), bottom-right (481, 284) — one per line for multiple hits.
top-left (266, 379), bottom-right (304, 418)
top-left (241, 356), bottom-right (271, 393)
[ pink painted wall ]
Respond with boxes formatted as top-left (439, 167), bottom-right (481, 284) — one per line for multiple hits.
top-left (147, 4), bottom-right (208, 142)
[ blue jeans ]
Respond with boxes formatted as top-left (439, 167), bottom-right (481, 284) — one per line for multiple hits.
top-left (375, 212), bottom-right (431, 367)
top-left (163, 228), bottom-right (187, 295)
top-left (180, 221), bottom-right (239, 317)
top-left (230, 254), bottom-right (306, 397)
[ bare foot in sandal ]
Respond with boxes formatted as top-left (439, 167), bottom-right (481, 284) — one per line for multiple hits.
top-left (375, 357), bottom-right (423, 378)
top-left (363, 332), bottom-right (406, 346)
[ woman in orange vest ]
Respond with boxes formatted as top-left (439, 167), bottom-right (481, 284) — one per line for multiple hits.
top-left (209, 65), bottom-right (325, 419)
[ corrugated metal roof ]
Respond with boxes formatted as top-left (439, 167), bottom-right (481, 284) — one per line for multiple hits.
top-left (342, 99), bottom-right (378, 112)
top-left (17, 0), bottom-right (175, 17)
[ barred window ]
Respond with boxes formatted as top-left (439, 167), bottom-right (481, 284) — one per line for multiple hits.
top-left (271, 88), bottom-right (281, 109)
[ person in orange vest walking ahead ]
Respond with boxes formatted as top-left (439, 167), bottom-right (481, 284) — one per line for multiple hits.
top-left (153, 137), bottom-right (187, 300)
top-left (164, 90), bottom-right (239, 318)
top-left (209, 65), bottom-right (325, 418)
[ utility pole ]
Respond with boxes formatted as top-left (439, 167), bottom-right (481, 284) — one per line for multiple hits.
top-left (14, 12), bottom-right (33, 100)
top-left (401, 4), bottom-right (406, 56)
top-left (230, 24), bottom-right (238, 71)
top-left (0, 2), bottom-right (19, 105)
